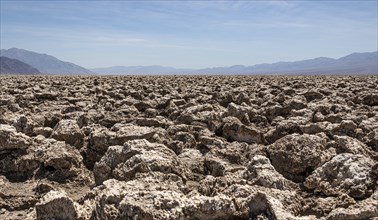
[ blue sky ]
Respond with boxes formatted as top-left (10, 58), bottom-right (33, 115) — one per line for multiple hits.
top-left (1, 0), bottom-right (377, 68)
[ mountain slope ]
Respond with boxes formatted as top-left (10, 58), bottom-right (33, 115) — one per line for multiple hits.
top-left (91, 51), bottom-right (377, 75)
top-left (91, 65), bottom-right (193, 75)
top-left (196, 51), bottom-right (377, 75)
top-left (0, 48), bottom-right (93, 74)
top-left (0, 56), bottom-right (41, 74)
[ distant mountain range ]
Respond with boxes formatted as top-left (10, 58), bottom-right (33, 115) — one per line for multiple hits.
top-left (0, 56), bottom-right (41, 74)
top-left (0, 48), bottom-right (377, 75)
top-left (0, 48), bottom-right (93, 74)
top-left (92, 51), bottom-right (377, 75)
top-left (91, 65), bottom-right (193, 75)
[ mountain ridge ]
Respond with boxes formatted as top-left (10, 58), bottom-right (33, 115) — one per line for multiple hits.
top-left (1, 48), bottom-right (376, 75)
top-left (91, 65), bottom-right (194, 75)
top-left (0, 48), bottom-right (93, 74)
top-left (91, 51), bottom-right (377, 75)
top-left (0, 56), bottom-right (41, 74)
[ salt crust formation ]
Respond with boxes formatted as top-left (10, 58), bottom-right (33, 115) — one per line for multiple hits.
top-left (0, 75), bottom-right (377, 219)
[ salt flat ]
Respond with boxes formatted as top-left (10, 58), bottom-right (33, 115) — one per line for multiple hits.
top-left (0, 75), bottom-right (377, 219)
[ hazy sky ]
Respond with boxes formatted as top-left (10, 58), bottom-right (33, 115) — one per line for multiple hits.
top-left (1, 0), bottom-right (377, 69)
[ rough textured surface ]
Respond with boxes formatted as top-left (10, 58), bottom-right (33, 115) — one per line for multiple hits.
top-left (325, 189), bottom-right (378, 220)
top-left (0, 124), bottom-right (30, 152)
top-left (244, 155), bottom-right (298, 190)
top-left (267, 133), bottom-right (335, 182)
top-left (304, 153), bottom-right (377, 199)
top-left (0, 75), bottom-right (377, 219)
top-left (222, 116), bottom-right (265, 144)
top-left (51, 119), bottom-right (84, 148)
top-left (93, 139), bottom-right (187, 185)
top-left (35, 190), bottom-right (78, 220)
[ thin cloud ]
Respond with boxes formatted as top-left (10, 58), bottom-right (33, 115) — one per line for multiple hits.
top-left (94, 37), bottom-right (146, 44)
top-left (1, 0), bottom-right (376, 68)
top-left (2, 24), bottom-right (218, 50)
top-left (223, 21), bottom-right (313, 28)
top-left (264, 0), bottom-right (297, 8)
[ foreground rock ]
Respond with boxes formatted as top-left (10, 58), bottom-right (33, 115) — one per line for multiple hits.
top-left (267, 133), bottom-right (335, 182)
top-left (93, 139), bottom-right (187, 185)
top-left (0, 75), bottom-right (377, 219)
top-left (244, 155), bottom-right (298, 190)
top-left (89, 178), bottom-right (239, 219)
top-left (325, 189), bottom-right (378, 220)
top-left (305, 153), bottom-right (377, 199)
top-left (82, 178), bottom-right (315, 220)
top-left (35, 190), bottom-right (78, 220)
top-left (0, 124), bottom-right (30, 152)
top-left (221, 117), bottom-right (265, 144)
top-left (51, 119), bottom-right (84, 148)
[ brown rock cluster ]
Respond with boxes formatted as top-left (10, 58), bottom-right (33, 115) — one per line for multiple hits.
top-left (0, 75), bottom-right (377, 219)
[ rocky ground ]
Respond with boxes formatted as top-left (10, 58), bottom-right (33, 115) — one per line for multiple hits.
top-left (0, 75), bottom-right (377, 220)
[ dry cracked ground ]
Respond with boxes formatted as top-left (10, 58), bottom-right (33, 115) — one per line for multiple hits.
top-left (0, 75), bottom-right (377, 220)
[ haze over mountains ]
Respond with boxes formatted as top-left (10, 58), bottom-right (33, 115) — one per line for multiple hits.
top-left (0, 48), bottom-right (377, 75)
top-left (92, 51), bottom-right (378, 75)
top-left (0, 56), bottom-right (41, 74)
top-left (91, 66), bottom-right (193, 75)
top-left (0, 48), bottom-right (93, 74)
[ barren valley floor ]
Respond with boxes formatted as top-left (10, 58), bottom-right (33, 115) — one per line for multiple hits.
top-left (0, 75), bottom-right (377, 219)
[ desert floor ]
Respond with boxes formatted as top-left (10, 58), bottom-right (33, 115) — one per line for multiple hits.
top-left (0, 75), bottom-right (377, 219)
